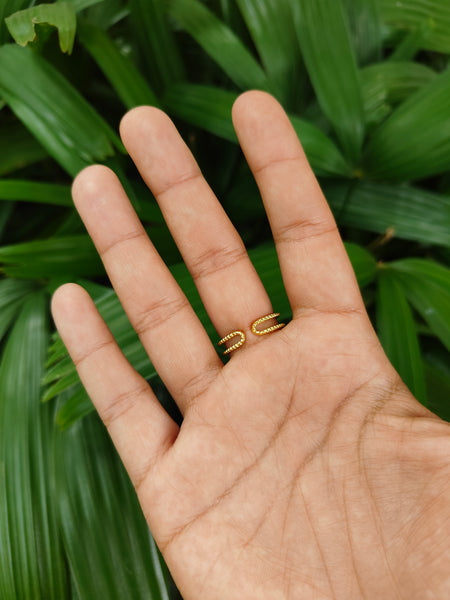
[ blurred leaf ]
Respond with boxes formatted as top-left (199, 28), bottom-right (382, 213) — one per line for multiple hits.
top-left (361, 61), bottom-right (436, 129)
top-left (364, 67), bottom-right (450, 180)
top-left (43, 368), bottom-right (81, 402)
top-left (164, 83), bottom-right (238, 141)
top-left (379, 0), bottom-right (450, 53)
top-left (387, 258), bottom-right (450, 352)
top-left (5, 2), bottom-right (77, 53)
top-left (164, 83), bottom-right (352, 177)
top-left (0, 0), bottom-right (29, 44)
top-left (0, 278), bottom-right (38, 312)
top-left (291, 0), bottom-right (365, 162)
top-left (423, 345), bottom-right (450, 421)
top-left (235, 0), bottom-right (303, 104)
top-left (169, 0), bottom-right (271, 92)
top-left (0, 278), bottom-right (37, 342)
top-left (341, 0), bottom-right (382, 64)
top-left (0, 235), bottom-right (103, 279)
top-left (0, 44), bottom-right (120, 177)
top-left (55, 386), bottom-right (93, 429)
top-left (345, 241), bottom-right (377, 287)
top-left (376, 267), bottom-right (427, 404)
top-left (0, 204), bottom-right (14, 242)
top-left (54, 409), bottom-right (170, 598)
top-left (66, 0), bottom-right (106, 11)
top-left (388, 20), bottom-right (433, 61)
top-left (84, 0), bottom-right (129, 29)
top-left (0, 180), bottom-right (72, 206)
top-left (129, 0), bottom-right (184, 94)
top-left (0, 292), bottom-right (67, 599)
top-left (78, 21), bottom-right (159, 109)
top-left (289, 115), bottom-right (353, 177)
top-left (0, 124), bottom-right (48, 176)
top-left (324, 180), bottom-right (450, 247)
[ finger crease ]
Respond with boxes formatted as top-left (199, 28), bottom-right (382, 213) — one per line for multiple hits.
top-left (100, 229), bottom-right (148, 258)
top-left (181, 364), bottom-right (222, 411)
top-left (252, 155), bottom-right (303, 177)
top-left (102, 381), bottom-right (150, 429)
top-left (274, 218), bottom-right (337, 246)
top-left (156, 170), bottom-right (203, 198)
top-left (73, 338), bottom-right (116, 368)
top-left (190, 245), bottom-right (248, 281)
top-left (133, 296), bottom-right (191, 336)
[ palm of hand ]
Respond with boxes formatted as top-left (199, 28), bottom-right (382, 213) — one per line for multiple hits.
top-left (52, 92), bottom-right (450, 599)
top-left (149, 315), bottom-right (447, 599)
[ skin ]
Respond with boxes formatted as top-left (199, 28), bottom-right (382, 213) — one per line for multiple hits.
top-left (52, 91), bottom-right (450, 599)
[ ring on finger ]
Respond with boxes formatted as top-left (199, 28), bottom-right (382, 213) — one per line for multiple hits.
top-left (218, 312), bottom-right (285, 354)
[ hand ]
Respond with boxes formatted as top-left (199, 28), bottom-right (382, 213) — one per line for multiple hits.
top-left (52, 91), bottom-right (450, 599)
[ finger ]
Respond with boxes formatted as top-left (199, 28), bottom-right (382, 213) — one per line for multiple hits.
top-left (72, 166), bottom-right (222, 413)
top-left (232, 91), bottom-right (365, 317)
top-left (51, 283), bottom-right (179, 490)
top-left (119, 107), bottom-right (276, 349)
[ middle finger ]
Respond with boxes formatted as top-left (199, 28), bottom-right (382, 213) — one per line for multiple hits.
top-left (120, 107), bottom-right (275, 349)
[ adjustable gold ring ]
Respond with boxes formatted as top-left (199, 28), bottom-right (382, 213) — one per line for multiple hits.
top-left (218, 330), bottom-right (246, 355)
top-left (251, 312), bottom-right (285, 336)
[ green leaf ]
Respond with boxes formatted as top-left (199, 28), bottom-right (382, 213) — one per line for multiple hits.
top-left (129, 0), bottom-right (184, 94)
top-left (289, 115), bottom-right (354, 178)
top-left (387, 258), bottom-right (450, 352)
top-left (0, 0), bottom-right (29, 44)
top-left (5, 2), bottom-right (77, 54)
top-left (0, 292), bottom-right (67, 599)
top-left (291, 0), bottom-right (365, 163)
top-left (324, 180), bottom-right (450, 247)
top-left (66, 0), bottom-right (106, 11)
top-left (78, 21), bottom-right (159, 109)
top-left (0, 124), bottom-right (48, 176)
top-left (54, 410), bottom-right (170, 598)
top-left (364, 67), bottom-right (450, 180)
top-left (341, 0), bottom-right (382, 64)
top-left (0, 236), bottom-right (103, 279)
top-left (163, 83), bottom-right (352, 177)
top-left (345, 242), bottom-right (377, 287)
top-left (0, 204), bottom-right (13, 243)
top-left (235, 0), bottom-right (304, 105)
top-left (169, 0), bottom-right (271, 92)
top-left (379, 0), bottom-right (450, 53)
top-left (388, 21), bottom-right (433, 61)
top-left (360, 61), bottom-right (436, 129)
top-left (163, 83), bottom-right (238, 141)
top-left (376, 267), bottom-right (427, 404)
top-left (0, 278), bottom-right (37, 342)
top-left (423, 346), bottom-right (450, 421)
top-left (0, 44), bottom-right (120, 177)
top-left (0, 180), bottom-right (72, 206)
top-left (56, 386), bottom-right (93, 429)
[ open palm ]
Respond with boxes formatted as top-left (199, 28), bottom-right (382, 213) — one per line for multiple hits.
top-left (52, 92), bottom-right (450, 599)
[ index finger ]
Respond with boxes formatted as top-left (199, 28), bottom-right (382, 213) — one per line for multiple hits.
top-left (232, 91), bottom-right (365, 318)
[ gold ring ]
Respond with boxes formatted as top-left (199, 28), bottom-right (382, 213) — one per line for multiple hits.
top-left (218, 330), bottom-right (246, 355)
top-left (251, 312), bottom-right (285, 336)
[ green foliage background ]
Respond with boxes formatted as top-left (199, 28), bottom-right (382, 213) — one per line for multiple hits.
top-left (0, 0), bottom-right (449, 597)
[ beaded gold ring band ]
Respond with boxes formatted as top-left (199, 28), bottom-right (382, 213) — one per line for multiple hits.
top-left (218, 312), bottom-right (285, 355)
top-left (218, 330), bottom-right (246, 355)
top-left (251, 312), bottom-right (285, 336)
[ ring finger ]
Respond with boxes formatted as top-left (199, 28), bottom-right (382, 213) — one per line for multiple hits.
top-left (72, 165), bottom-right (223, 414)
